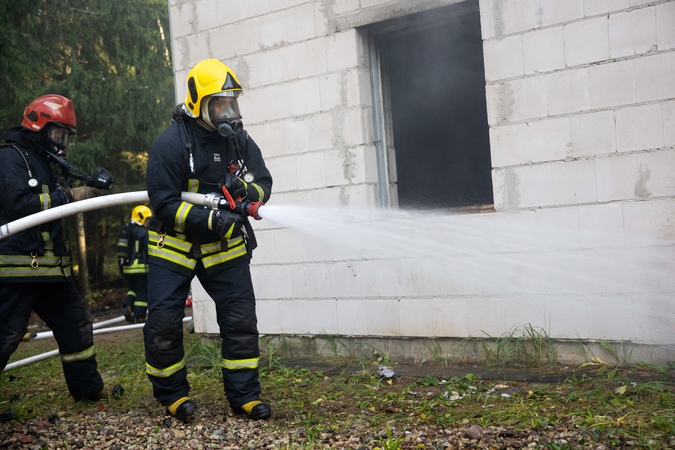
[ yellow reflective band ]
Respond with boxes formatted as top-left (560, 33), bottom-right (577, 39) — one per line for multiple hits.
top-left (221, 357), bottom-right (259, 370)
top-left (122, 265), bottom-right (149, 274)
top-left (251, 183), bottom-right (265, 202)
top-left (117, 240), bottom-right (129, 247)
top-left (207, 210), bottom-right (214, 231)
top-left (188, 178), bottom-right (199, 193)
top-left (146, 358), bottom-right (186, 377)
top-left (148, 245), bottom-right (197, 270)
top-left (135, 241), bottom-right (140, 252)
top-left (0, 266), bottom-right (71, 277)
top-left (0, 255), bottom-right (71, 266)
top-left (224, 223), bottom-right (235, 239)
top-left (127, 290), bottom-right (136, 297)
top-left (122, 259), bottom-right (149, 274)
top-left (41, 231), bottom-right (53, 254)
top-left (202, 241), bottom-right (247, 269)
top-left (60, 345), bottom-right (96, 363)
top-left (199, 236), bottom-right (244, 256)
top-left (38, 193), bottom-right (51, 211)
top-left (149, 231), bottom-right (192, 253)
top-left (174, 202), bottom-right (193, 233)
top-left (134, 301), bottom-right (148, 307)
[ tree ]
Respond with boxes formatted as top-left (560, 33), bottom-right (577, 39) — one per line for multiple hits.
top-left (0, 0), bottom-right (174, 296)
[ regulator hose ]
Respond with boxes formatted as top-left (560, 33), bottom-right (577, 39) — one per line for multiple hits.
top-left (0, 191), bottom-right (265, 240)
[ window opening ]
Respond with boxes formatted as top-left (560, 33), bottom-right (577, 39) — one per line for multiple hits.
top-left (367, 1), bottom-right (493, 210)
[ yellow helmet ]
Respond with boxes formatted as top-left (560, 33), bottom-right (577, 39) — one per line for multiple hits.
top-left (131, 205), bottom-right (152, 225)
top-left (184, 59), bottom-right (243, 121)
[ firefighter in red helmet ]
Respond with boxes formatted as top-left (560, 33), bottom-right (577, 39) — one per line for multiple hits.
top-left (0, 94), bottom-right (121, 402)
top-left (145, 59), bottom-right (272, 421)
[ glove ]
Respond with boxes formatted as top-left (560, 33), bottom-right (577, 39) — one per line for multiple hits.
top-left (219, 174), bottom-right (247, 199)
top-left (209, 210), bottom-right (241, 238)
top-left (68, 186), bottom-right (103, 202)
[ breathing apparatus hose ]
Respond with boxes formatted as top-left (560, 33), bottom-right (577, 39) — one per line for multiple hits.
top-left (0, 191), bottom-right (265, 240)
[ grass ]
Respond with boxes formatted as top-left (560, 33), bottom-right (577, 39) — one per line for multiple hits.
top-left (2, 330), bottom-right (675, 448)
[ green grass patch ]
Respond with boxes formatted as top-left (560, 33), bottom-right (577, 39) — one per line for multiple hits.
top-left (2, 331), bottom-right (674, 448)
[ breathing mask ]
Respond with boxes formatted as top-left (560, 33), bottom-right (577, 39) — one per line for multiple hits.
top-left (42, 123), bottom-right (74, 157)
top-left (200, 93), bottom-right (244, 137)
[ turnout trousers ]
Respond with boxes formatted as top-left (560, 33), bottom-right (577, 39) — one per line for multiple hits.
top-left (0, 281), bottom-right (104, 399)
top-left (123, 273), bottom-right (148, 322)
top-left (144, 257), bottom-right (261, 408)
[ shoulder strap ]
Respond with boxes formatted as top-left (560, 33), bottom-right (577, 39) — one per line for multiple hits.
top-left (176, 119), bottom-right (195, 175)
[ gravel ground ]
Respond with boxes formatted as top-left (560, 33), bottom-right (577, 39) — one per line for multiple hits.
top-left (3, 321), bottom-right (674, 449)
top-left (3, 403), bottom-right (670, 449)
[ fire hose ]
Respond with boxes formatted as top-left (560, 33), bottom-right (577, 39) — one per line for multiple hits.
top-left (3, 317), bottom-right (193, 372)
top-left (0, 190), bottom-right (265, 240)
top-left (0, 188), bottom-right (264, 371)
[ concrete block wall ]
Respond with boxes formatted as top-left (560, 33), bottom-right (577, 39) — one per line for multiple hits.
top-left (480, 0), bottom-right (675, 347)
top-left (173, 0), bottom-right (675, 353)
top-left (483, 0), bottom-right (675, 211)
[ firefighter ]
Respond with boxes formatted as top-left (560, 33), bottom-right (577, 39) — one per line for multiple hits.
top-left (145, 59), bottom-right (273, 421)
top-left (117, 205), bottom-right (152, 323)
top-left (0, 94), bottom-right (122, 401)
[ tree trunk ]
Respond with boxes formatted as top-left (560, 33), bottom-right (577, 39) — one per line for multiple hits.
top-left (76, 212), bottom-right (91, 299)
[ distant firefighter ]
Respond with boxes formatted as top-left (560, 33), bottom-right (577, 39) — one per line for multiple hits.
top-left (117, 205), bottom-right (152, 323)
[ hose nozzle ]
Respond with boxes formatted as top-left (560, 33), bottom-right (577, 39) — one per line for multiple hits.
top-left (246, 201), bottom-right (264, 220)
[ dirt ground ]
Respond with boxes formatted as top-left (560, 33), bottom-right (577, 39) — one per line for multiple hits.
top-left (3, 316), bottom-right (675, 449)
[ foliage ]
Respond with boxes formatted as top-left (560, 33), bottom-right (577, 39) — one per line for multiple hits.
top-left (0, 0), bottom-right (174, 292)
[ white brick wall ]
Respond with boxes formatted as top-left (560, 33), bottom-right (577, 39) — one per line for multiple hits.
top-left (570, 110), bottom-right (616, 157)
top-left (176, 0), bottom-right (675, 351)
top-left (583, 0), bottom-right (629, 17)
top-left (564, 16), bottom-right (609, 66)
top-left (609, 7), bottom-right (657, 58)
top-left (546, 68), bottom-right (590, 116)
top-left (528, 117), bottom-right (571, 162)
top-left (483, 35), bottom-right (524, 80)
top-left (588, 60), bottom-right (636, 109)
top-left (540, 0), bottom-right (584, 27)
top-left (615, 104), bottom-right (664, 153)
top-left (522, 27), bottom-right (565, 74)
top-left (635, 52), bottom-right (675, 102)
top-left (657, 2), bottom-right (675, 50)
top-left (594, 153), bottom-right (641, 201)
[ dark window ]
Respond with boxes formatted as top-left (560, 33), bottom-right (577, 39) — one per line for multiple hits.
top-left (373, 3), bottom-right (493, 209)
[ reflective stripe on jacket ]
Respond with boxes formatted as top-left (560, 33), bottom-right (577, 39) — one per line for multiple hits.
top-left (0, 254), bottom-right (72, 278)
top-left (148, 230), bottom-right (247, 275)
top-left (146, 117), bottom-right (272, 276)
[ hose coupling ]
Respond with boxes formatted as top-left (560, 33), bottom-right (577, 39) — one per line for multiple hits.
top-left (203, 192), bottom-right (221, 210)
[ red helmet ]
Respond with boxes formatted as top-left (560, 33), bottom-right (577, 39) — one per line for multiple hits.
top-left (21, 94), bottom-right (76, 133)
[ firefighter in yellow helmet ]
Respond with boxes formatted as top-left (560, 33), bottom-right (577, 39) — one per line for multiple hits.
top-left (145, 59), bottom-right (272, 421)
top-left (116, 205), bottom-right (153, 323)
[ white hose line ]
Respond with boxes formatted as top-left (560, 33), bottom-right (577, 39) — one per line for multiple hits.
top-left (0, 191), bottom-right (208, 240)
top-left (4, 350), bottom-right (60, 371)
top-left (33, 316), bottom-right (127, 340)
top-left (3, 317), bottom-right (193, 372)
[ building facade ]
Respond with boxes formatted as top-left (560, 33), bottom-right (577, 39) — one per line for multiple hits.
top-left (169, 0), bottom-right (675, 361)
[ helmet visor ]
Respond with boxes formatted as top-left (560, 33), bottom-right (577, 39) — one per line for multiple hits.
top-left (204, 94), bottom-right (241, 124)
top-left (47, 125), bottom-right (73, 147)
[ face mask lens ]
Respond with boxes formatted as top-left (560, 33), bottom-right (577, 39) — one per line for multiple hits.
top-left (48, 126), bottom-right (69, 146)
top-left (208, 96), bottom-right (241, 124)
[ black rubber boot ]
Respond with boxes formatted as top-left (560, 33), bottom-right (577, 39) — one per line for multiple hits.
top-left (166, 398), bottom-right (197, 421)
top-left (232, 401), bottom-right (272, 420)
top-left (75, 383), bottom-right (124, 402)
